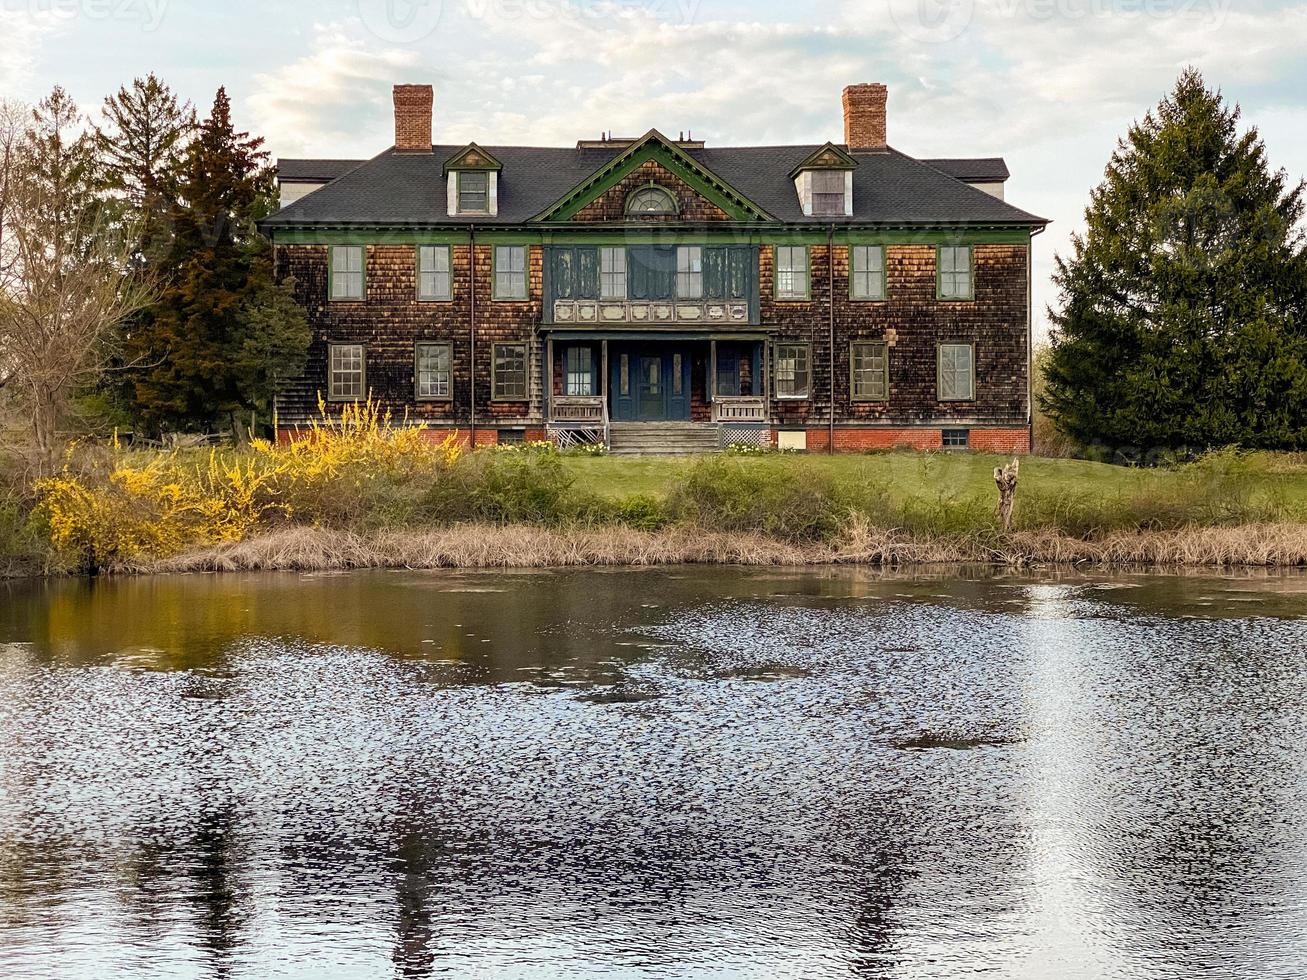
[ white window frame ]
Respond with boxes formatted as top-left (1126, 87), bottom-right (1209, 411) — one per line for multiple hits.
top-left (774, 343), bottom-right (811, 399)
top-left (676, 246), bottom-right (703, 299)
top-left (851, 341), bottom-right (888, 401)
top-left (330, 245), bottom-right (364, 301)
top-left (938, 343), bottom-right (976, 402)
top-left (775, 245), bottom-right (808, 300)
top-left (328, 343), bottom-right (365, 402)
top-left (851, 245), bottom-right (886, 301)
top-left (415, 342), bottom-right (452, 401)
top-left (494, 245), bottom-right (527, 301)
top-left (600, 246), bottom-right (627, 300)
top-left (417, 245), bottom-right (452, 302)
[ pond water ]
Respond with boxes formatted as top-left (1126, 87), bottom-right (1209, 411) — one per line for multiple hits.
top-left (1, 566), bottom-right (1306, 979)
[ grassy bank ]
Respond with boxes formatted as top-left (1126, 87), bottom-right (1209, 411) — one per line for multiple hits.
top-left (6, 409), bottom-right (1307, 576)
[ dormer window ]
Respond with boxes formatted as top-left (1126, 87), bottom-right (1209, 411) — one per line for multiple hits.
top-left (444, 143), bottom-right (502, 217)
top-left (457, 171), bottom-right (489, 213)
top-left (626, 184), bottom-right (677, 217)
top-left (789, 143), bottom-right (858, 218)
top-left (812, 171), bottom-right (846, 215)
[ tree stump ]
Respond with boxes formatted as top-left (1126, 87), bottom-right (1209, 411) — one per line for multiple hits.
top-left (994, 458), bottom-right (1020, 531)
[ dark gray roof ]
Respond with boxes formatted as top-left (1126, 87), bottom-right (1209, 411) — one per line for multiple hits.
top-left (921, 157), bottom-right (1011, 183)
top-left (276, 158), bottom-right (364, 182)
top-left (263, 141), bottom-right (1046, 228)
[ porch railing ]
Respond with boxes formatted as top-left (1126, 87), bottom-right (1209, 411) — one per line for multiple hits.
top-left (712, 396), bottom-right (768, 423)
top-left (547, 395), bottom-right (609, 450)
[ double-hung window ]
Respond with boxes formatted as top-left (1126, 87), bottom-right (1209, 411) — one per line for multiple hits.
top-left (417, 245), bottom-right (451, 301)
top-left (328, 343), bottom-right (365, 401)
top-left (494, 245), bottom-right (527, 300)
top-left (775, 343), bottom-right (811, 399)
top-left (565, 346), bottom-right (594, 396)
top-left (600, 247), bottom-right (626, 300)
top-left (775, 246), bottom-right (808, 300)
top-left (493, 343), bottom-right (527, 400)
top-left (812, 171), bottom-right (846, 215)
top-left (330, 245), bottom-right (364, 301)
top-left (938, 245), bottom-right (973, 300)
top-left (938, 343), bottom-right (975, 401)
top-left (676, 246), bottom-right (703, 299)
top-left (851, 245), bottom-right (886, 300)
top-left (457, 171), bottom-right (489, 213)
top-left (851, 341), bottom-right (888, 401)
top-left (415, 343), bottom-right (451, 401)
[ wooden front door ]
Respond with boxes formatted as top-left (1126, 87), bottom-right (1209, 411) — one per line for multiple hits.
top-left (611, 345), bottom-right (691, 421)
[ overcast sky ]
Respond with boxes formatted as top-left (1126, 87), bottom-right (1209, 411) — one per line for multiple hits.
top-left (3, 0), bottom-right (1305, 336)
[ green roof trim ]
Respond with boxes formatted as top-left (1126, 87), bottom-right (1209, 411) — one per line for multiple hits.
top-left (532, 130), bottom-right (777, 224)
top-left (787, 142), bottom-right (859, 180)
top-left (442, 142), bottom-right (503, 177)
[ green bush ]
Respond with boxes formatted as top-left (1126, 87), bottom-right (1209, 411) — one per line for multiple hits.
top-left (421, 448), bottom-right (586, 526)
top-left (666, 457), bottom-right (851, 542)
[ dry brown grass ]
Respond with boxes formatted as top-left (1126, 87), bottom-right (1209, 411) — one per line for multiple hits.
top-left (125, 520), bottom-right (1307, 576)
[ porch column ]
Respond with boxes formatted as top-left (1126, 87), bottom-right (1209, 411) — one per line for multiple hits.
top-left (545, 336), bottom-right (554, 423)
top-left (601, 340), bottom-right (609, 397)
top-left (710, 340), bottom-right (717, 403)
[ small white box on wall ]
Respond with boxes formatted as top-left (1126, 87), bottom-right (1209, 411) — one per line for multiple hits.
top-left (777, 430), bottom-right (808, 452)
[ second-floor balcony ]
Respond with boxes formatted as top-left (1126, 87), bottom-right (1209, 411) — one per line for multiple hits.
top-left (552, 298), bottom-right (752, 327)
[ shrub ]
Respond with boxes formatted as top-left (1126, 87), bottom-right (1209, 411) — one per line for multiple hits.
top-left (420, 447), bottom-right (583, 525)
top-left (666, 457), bottom-right (849, 542)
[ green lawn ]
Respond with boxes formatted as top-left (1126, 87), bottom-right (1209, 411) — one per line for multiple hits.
top-left (561, 450), bottom-right (1307, 523)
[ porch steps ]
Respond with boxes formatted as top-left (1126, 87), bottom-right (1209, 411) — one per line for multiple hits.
top-left (607, 422), bottom-right (721, 456)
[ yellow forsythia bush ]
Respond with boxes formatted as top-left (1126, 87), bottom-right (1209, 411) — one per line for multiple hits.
top-left (37, 400), bottom-right (464, 570)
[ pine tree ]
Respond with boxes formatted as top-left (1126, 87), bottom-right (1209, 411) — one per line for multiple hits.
top-left (1043, 68), bottom-right (1307, 453)
top-left (125, 88), bottom-right (307, 436)
top-left (95, 73), bottom-right (194, 268)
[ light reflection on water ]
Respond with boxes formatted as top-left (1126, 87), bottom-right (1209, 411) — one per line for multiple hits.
top-left (0, 566), bottom-right (1305, 978)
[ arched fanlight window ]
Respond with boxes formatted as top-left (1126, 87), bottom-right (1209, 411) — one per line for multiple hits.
top-left (625, 184), bottom-right (678, 216)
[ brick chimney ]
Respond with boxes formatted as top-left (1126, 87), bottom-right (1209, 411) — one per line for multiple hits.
top-left (393, 84), bottom-right (433, 153)
top-left (843, 83), bottom-right (888, 151)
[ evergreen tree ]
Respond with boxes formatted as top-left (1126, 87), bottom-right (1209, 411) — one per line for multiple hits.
top-left (1043, 68), bottom-right (1307, 453)
top-left (125, 88), bottom-right (307, 436)
top-left (95, 73), bottom-right (194, 268)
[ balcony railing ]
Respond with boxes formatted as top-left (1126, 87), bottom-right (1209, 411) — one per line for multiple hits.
top-left (712, 396), bottom-right (768, 423)
top-left (552, 299), bottom-right (751, 327)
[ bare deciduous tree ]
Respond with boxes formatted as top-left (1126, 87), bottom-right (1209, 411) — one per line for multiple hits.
top-left (0, 88), bottom-right (154, 477)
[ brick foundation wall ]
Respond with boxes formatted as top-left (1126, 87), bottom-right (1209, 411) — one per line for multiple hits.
top-left (794, 426), bottom-right (1031, 453)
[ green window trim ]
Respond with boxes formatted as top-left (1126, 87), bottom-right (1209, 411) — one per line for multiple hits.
top-left (456, 170), bottom-right (490, 214)
top-left (414, 341), bottom-right (453, 402)
top-left (416, 244), bottom-right (453, 302)
top-left (937, 342), bottom-right (977, 402)
top-left (936, 245), bottom-right (975, 301)
top-left (328, 245), bottom-right (366, 302)
top-left (491, 342), bottom-right (529, 401)
top-left (493, 245), bottom-right (529, 301)
top-left (774, 342), bottom-right (811, 399)
top-left (850, 341), bottom-right (889, 402)
top-left (327, 342), bottom-right (366, 402)
top-left (849, 244), bottom-right (887, 302)
top-left (773, 245), bottom-right (810, 301)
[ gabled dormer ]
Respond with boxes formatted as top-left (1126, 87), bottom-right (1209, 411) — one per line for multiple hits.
top-left (444, 143), bottom-right (503, 217)
top-left (789, 143), bottom-right (857, 218)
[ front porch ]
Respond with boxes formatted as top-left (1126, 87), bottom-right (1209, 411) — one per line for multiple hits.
top-left (544, 334), bottom-right (770, 452)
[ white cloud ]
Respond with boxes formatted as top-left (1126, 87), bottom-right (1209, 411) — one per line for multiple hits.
top-left (246, 22), bottom-right (423, 157)
top-left (0, 6), bottom-right (67, 95)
